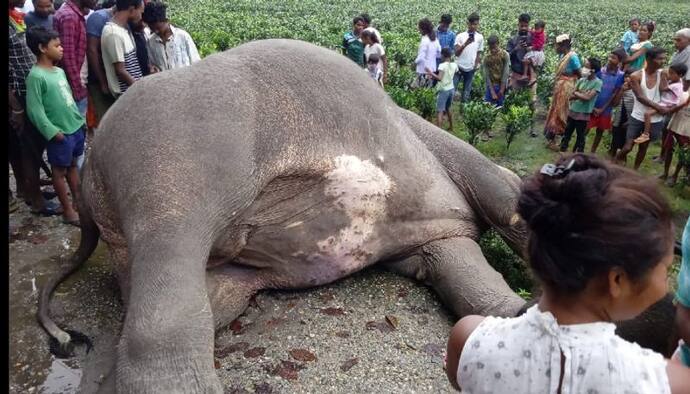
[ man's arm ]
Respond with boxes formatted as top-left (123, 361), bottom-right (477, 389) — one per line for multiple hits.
top-left (103, 32), bottom-right (136, 87)
top-left (113, 62), bottom-right (136, 86)
top-left (474, 37), bottom-right (484, 69)
top-left (87, 36), bottom-right (108, 93)
top-left (500, 54), bottom-right (510, 94)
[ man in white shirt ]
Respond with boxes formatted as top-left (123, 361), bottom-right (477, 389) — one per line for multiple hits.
top-left (454, 12), bottom-right (484, 102)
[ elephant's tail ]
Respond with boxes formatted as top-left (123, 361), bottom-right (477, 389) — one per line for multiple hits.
top-left (37, 196), bottom-right (100, 357)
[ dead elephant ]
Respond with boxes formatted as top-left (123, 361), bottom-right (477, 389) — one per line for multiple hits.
top-left (36, 39), bottom-right (675, 392)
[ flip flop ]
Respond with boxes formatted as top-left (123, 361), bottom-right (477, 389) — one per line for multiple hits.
top-left (42, 191), bottom-right (57, 200)
top-left (30, 200), bottom-right (63, 217)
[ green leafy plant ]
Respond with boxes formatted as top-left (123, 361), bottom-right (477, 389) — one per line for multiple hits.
top-left (479, 229), bottom-right (533, 293)
top-left (502, 89), bottom-right (532, 113)
top-left (462, 101), bottom-right (500, 146)
top-left (411, 88), bottom-right (436, 120)
top-left (677, 145), bottom-right (690, 186)
top-left (502, 105), bottom-right (532, 150)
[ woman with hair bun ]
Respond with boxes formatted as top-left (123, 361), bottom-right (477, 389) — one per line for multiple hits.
top-left (445, 154), bottom-right (690, 393)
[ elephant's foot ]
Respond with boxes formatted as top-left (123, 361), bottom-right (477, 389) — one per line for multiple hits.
top-left (386, 236), bottom-right (525, 318)
top-left (206, 263), bottom-right (262, 331)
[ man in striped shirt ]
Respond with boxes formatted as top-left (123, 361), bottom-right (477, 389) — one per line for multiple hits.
top-left (101, 0), bottom-right (144, 97)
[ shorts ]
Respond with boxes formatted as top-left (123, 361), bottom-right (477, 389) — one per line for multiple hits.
top-left (436, 89), bottom-right (454, 112)
top-left (587, 113), bottom-right (613, 130)
top-left (663, 131), bottom-right (690, 151)
top-left (524, 50), bottom-right (545, 67)
top-left (47, 127), bottom-right (85, 168)
top-left (626, 117), bottom-right (663, 142)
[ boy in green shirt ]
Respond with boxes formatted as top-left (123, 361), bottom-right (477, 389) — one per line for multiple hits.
top-left (560, 57), bottom-right (603, 153)
top-left (25, 26), bottom-right (85, 226)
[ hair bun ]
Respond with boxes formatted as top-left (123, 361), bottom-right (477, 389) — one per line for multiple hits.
top-left (518, 154), bottom-right (611, 236)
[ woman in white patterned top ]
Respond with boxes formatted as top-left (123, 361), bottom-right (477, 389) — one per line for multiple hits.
top-left (446, 154), bottom-right (690, 393)
top-left (142, 1), bottom-right (200, 72)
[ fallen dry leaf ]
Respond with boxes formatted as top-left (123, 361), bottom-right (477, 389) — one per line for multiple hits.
top-left (243, 347), bottom-right (266, 358)
top-left (422, 343), bottom-right (443, 357)
top-left (319, 291), bottom-right (335, 302)
top-left (27, 234), bottom-right (49, 244)
top-left (214, 359), bottom-right (221, 369)
top-left (397, 289), bottom-right (409, 298)
top-left (385, 315), bottom-right (399, 329)
top-left (335, 331), bottom-right (351, 338)
top-left (289, 349), bottom-right (316, 362)
top-left (366, 320), bottom-right (394, 333)
top-left (229, 320), bottom-right (244, 335)
top-left (340, 357), bottom-right (359, 372)
top-left (267, 360), bottom-right (305, 381)
top-left (320, 307), bottom-right (345, 316)
top-left (215, 342), bottom-right (249, 359)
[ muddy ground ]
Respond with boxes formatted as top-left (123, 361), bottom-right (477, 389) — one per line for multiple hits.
top-left (9, 195), bottom-right (456, 393)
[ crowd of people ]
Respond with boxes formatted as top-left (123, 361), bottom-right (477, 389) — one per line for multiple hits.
top-left (342, 13), bottom-right (690, 184)
top-left (9, 0), bottom-right (200, 223)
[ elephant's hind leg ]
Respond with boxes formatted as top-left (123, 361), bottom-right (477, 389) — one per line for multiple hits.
top-left (385, 237), bottom-right (525, 318)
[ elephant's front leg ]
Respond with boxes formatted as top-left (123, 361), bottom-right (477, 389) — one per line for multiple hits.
top-left (116, 235), bottom-right (222, 393)
top-left (386, 237), bottom-right (525, 318)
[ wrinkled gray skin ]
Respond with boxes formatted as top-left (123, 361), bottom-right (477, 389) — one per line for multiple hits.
top-left (36, 40), bottom-right (674, 393)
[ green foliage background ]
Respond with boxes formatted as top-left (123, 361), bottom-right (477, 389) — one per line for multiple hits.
top-left (164, 0), bottom-right (688, 292)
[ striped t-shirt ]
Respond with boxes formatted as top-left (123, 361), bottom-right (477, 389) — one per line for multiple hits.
top-left (101, 21), bottom-right (142, 97)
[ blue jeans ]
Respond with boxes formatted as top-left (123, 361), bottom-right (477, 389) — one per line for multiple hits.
top-left (75, 98), bottom-right (87, 171)
top-left (453, 69), bottom-right (476, 102)
top-left (484, 84), bottom-right (505, 107)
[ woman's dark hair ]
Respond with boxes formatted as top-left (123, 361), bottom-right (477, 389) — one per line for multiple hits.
top-left (115, 0), bottom-right (142, 11)
top-left (361, 29), bottom-right (380, 44)
top-left (670, 62), bottom-right (688, 78)
top-left (367, 53), bottom-right (380, 64)
top-left (440, 14), bottom-right (452, 25)
top-left (517, 154), bottom-right (673, 295)
top-left (26, 26), bottom-right (59, 57)
top-left (142, 1), bottom-right (167, 24)
top-left (588, 57), bottom-right (601, 72)
top-left (518, 13), bottom-right (531, 24)
top-left (467, 12), bottom-right (479, 23)
top-left (642, 21), bottom-right (655, 35)
top-left (418, 18), bottom-right (436, 41)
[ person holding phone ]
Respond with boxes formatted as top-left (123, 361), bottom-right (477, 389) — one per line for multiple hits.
top-left (453, 12), bottom-right (484, 103)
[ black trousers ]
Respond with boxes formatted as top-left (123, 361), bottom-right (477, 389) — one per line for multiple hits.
top-left (560, 117), bottom-right (588, 153)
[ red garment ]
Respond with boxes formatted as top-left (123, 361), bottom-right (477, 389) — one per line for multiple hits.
top-left (9, 8), bottom-right (25, 26)
top-left (531, 30), bottom-right (546, 51)
top-left (53, 0), bottom-right (87, 101)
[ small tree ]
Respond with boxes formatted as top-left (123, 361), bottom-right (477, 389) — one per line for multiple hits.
top-left (462, 101), bottom-right (500, 146)
top-left (412, 88), bottom-right (436, 120)
top-left (502, 105), bottom-right (532, 150)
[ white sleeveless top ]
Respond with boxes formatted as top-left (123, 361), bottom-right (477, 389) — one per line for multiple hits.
top-left (632, 70), bottom-right (664, 123)
top-left (457, 305), bottom-right (670, 394)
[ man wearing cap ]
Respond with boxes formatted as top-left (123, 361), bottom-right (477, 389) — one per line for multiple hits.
top-left (671, 28), bottom-right (690, 91)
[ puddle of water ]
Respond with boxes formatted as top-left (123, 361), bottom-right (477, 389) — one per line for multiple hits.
top-left (40, 359), bottom-right (82, 394)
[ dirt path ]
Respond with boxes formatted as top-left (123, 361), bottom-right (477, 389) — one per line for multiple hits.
top-left (9, 201), bottom-right (456, 393)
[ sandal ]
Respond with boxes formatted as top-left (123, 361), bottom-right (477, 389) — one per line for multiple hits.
top-left (9, 198), bottom-right (19, 214)
top-left (30, 200), bottom-right (63, 217)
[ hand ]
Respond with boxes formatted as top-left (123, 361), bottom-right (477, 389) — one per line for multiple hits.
top-left (9, 110), bottom-right (24, 131)
top-left (425, 67), bottom-right (432, 74)
top-left (593, 108), bottom-right (603, 116)
top-left (499, 87), bottom-right (505, 97)
top-left (490, 90), bottom-right (498, 100)
top-left (150, 65), bottom-right (161, 74)
top-left (53, 132), bottom-right (65, 142)
top-left (656, 106), bottom-right (669, 115)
